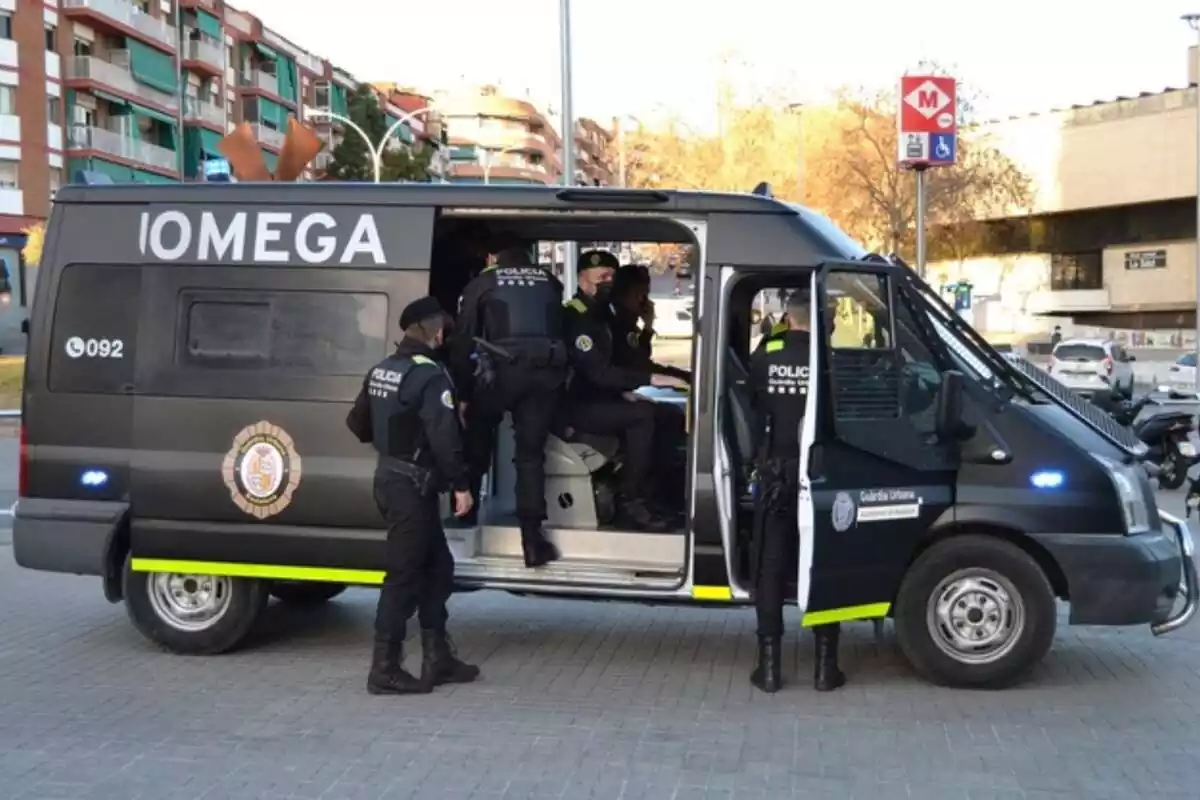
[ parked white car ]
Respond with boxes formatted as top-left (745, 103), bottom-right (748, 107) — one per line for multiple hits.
top-left (650, 295), bottom-right (695, 339)
top-left (1048, 338), bottom-right (1136, 396)
top-left (1162, 352), bottom-right (1198, 396)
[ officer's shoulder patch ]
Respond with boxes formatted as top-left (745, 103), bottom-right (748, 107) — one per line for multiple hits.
top-left (765, 339), bottom-right (784, 353)
top-left (575, 334), bottom-right (593, 352)
top-left (411, 355), bottom-right (435, 366)
top-left (566, 298), bottom-right (586, 313)
top-left (626, 331), bottom-right (640, 348)
top-left (440, 389), bottom-right (455, 409)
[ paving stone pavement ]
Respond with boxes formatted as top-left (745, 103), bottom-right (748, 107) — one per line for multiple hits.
top-left (3, 545), bottom-right (1200, 800)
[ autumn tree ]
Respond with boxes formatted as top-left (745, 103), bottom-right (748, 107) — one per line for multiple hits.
top-left (805, 82), bottom-right (1032, 265)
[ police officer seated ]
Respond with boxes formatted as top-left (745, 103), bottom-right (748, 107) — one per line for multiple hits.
top-left (562, 250), bottom-right (673, 533)
top-left (346, 296), bottom-right (480, 696)
top-left (449, 241), bottom-right (568, 568)
top-left (609, 263), bottom-right (689, 518)
top-left (748, 287), bottom-right (845, 694)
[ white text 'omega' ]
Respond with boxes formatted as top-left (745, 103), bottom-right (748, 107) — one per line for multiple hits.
top-left (137, 210), bottom-right (387, 265)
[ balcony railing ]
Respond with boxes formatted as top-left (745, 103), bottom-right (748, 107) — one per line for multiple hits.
top-left (241, 70), bottom-right (279, 97)
top-left (69, 124), bottom-right (178, 172)
top-left (61, 0), bottom-right (177, 49)
top-left (67, 54), bottom-right (180, 111)
top-left (250, 124), bottom-right (286, 149)
top-left (182, 35), bottom-right (223, 70)
top-left (183, 98), bottom-right (224, 128)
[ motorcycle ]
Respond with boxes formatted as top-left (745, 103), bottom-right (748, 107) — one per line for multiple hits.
top-left (1091, 387), bottom-right (1199, 489)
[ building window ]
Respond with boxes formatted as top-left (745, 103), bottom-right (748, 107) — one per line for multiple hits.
top-left (74, 39), bottom-right (91, 57)
top-left (48, 168), bottom-right (62, 196)
top-left (1050, 252), bottom-right (1102, 292)
top-left (314, 80), bottom-right (330, 109)
top-left (0, 86), bottom-right (15, 116)
top-left (0, 13), bottom-right (12, 40)
top-left (0, 160), bottom-right (19, 189)
top-left (46, 97), bottom-right (61, 125)
top-left (45, 24), bottom-right (56, 50)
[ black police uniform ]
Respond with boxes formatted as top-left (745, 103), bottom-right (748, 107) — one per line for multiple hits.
top-left (562, 252), bottom-right (670, 532)
top-left (748, 322), bottom-right (845, 694)
top-left (608, 267), bottom-right (690, 516)
top-left (347, 296), bottom-right (480, 696)
top-left (450, 247), bottom-right (568, 568)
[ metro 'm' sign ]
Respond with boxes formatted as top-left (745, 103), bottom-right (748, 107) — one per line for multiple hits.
top-left (899, 75), bottom-right (957, 135)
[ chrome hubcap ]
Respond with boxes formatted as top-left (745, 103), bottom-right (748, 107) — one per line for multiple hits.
top-left (927, 568), bottom-right (1025, 665)
top-left (147, 573), bottom-right (233, 632)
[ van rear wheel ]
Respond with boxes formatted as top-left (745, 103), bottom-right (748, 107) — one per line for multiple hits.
top-left (894, 535), bottom-right (1056, 688)
top-left (122, 555), bottom-right (268, 655)
top-left (270, 581), bottom-right (347, 605)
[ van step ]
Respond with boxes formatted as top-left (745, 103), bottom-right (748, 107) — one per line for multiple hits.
top-left (446, 525), bottom-right (686, 570)
top-left (454, 554), bottom-right (682, 588)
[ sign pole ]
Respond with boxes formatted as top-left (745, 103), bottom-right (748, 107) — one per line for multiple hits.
top-left (915, 167), bottom-right (928, 277)
top-left (558, 0), bottom-right (578, 299)
top-left (1188, 14), bottom-right (1200, 392)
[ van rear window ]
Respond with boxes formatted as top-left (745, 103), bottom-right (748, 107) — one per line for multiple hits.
top-left (48, 264), bottom-right (140, 394)
top-left (1054, 343), bottom-right (1106, 361)
top-left (178, 289), bottom-right (388, 376)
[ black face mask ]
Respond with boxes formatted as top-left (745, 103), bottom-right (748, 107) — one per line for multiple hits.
top-left (593, 281), bottom-right (614, 304)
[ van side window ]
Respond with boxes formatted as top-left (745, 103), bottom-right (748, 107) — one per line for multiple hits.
top-left (826, 272), bottom-right (900, 421)
top-left (48, 264), bottom-right (140, 394)
top-left (178, 290), bottom-right (388, 376)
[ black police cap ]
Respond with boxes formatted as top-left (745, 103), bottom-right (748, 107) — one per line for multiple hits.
top-left (399, 296), bottom-right (449, 329)
top-left (578, 249), bottom-right (620, 272)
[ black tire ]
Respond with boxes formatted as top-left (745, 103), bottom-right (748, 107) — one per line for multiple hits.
top-left (122, 555), bottom-right (269, 655)
top-left (269, 581), bottom-right (347, 605)
top-left (894, 534), bottom-right (1057, 689)
top-left (1159, 449), bottom-right (1187, 490)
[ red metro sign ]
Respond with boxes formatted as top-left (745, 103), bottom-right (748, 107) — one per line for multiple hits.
top-left (899, 75), bottom-right (958, 135)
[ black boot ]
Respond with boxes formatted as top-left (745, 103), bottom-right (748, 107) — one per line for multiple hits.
top-left (520, 523), bottom-right (559, 568)
top-left (420, 630), bottom-right (481, 686)
top-left (750, 635), bottom-right (782, 693)
top-left (813, 625), bottom-right (846, 692)
top-left (615, 499), bottom-right (673, 533)
top-left (366, 639), bottom-right (430, 696)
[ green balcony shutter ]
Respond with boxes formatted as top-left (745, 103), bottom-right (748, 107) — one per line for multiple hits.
top-left (197, 10), bottom-right (222, 38)
top-left (261, 150), bottom-right (278, 173)
top-left (259, 98), bottom-right (285, 127)
top-left (276, 56), bottom-right (297, 105)
top-left (331, 85), bottom-right (348, 117)
top-left (127, 39), bottom-right (178, 94)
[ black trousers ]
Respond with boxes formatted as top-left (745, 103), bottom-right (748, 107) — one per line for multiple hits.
top-left (568, 397), bottom-right (655, 502)
top-left (649, 402), bottom-right (687, 504)
top-left (372, 474), bottom-right (454, 643)
top-left (465, 363), bottom-right (565, 525)
top-left (753, 475), bottom-right (798, 638)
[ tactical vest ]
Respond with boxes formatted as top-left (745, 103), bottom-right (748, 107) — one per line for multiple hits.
top-left (758, 332), bottom-right (810, 457)
top-left (366, 353), bottom-right (440, 460)
top-left (481, 266), bottom-right (565, 343)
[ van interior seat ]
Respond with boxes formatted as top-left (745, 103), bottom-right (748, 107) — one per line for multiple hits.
top-left (724, 346), bottom-right (755, 502)
top-left (552, 425), bottom-right (620, 472)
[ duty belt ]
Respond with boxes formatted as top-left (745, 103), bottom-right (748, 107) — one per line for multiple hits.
top-left (377, 455), bottom-right (437, 496)
top-left (482, 337), bottom-right (568, 369)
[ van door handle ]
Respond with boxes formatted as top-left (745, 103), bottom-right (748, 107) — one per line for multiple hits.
top-left (119, 383), bottom-right (134, 394)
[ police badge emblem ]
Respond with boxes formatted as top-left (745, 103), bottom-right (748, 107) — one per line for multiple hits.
top-left (626, 331), bottom-right (640, 348)
top-left (590, 253), bottom-right (601, 266)
top-left (575, 334), bottom-right (593, 352)
top-left (222, 421), bottom-right (303, 519)
top-left (831, 491), bottom-right (855, 532)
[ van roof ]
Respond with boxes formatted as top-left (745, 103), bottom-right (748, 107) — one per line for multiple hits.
top-left (52, 182), bottom-right (797, 215)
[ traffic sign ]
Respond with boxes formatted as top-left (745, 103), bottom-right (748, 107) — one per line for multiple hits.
top-left (929, 133), bottom-right (956, 165)
top-left (897, 75), bottom-right (958, 167)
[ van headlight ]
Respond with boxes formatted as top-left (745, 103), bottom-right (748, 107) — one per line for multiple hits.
top-left (1093, 454), bottom-right (1152, 534)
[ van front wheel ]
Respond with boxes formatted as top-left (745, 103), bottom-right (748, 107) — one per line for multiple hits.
top-left (894, 535), bottom-right (1056, 688)
top-left (122, 556), bottom-right (268, 655)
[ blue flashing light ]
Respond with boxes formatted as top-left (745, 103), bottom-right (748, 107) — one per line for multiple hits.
top-left (1030, 470), bottom-right (1064, 490)
top-left (80, 469), bottom-right (109, 488)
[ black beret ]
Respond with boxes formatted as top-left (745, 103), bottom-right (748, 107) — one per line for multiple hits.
top-left (399, 296), bottom-right (449, 329)
top-left (578, 249), bottom-right (620, 272)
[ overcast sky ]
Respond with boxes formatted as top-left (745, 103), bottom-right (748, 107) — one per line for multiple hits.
top-left (236, 0), bottom-right (1200, 130)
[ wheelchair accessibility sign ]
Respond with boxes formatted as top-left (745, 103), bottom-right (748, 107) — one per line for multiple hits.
top-left (930, 133), bottom-right (956, 166)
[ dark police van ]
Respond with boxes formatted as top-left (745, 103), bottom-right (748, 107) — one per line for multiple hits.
top-left (12, 182), bottom-right (1196, 688)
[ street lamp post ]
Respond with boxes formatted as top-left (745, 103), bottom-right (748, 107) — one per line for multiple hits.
top-left (786, 102), bottom-right (805, 204)
top-left (1185, 13), bottom-right (1200, 392)
top-left (613, 114), bottom-right (641, 187)
top-left (305, 107), bottom-right (447, 183)
top-left (558, 0), bottom-right (578, 296)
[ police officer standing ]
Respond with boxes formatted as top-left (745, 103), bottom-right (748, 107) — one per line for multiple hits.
top-left (748, 288), bottom-right (845, 694)
top-left (347, 296), bottom-right (481, 696)
top-left (563, 250), bottom-right (671, 532)
top-left (450, 243), bottom-right (567, 568)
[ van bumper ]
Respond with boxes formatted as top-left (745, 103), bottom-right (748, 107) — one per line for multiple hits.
top-left (11, 498), bottom-right (129, 576)
top-left (1031, 512), bottom-right (1196, 631)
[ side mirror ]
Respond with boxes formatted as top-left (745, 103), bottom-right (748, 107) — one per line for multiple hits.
top-left (19, 319), bottom-right (27, 335)
top-left (936, 369), bottom-right (968, 442)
